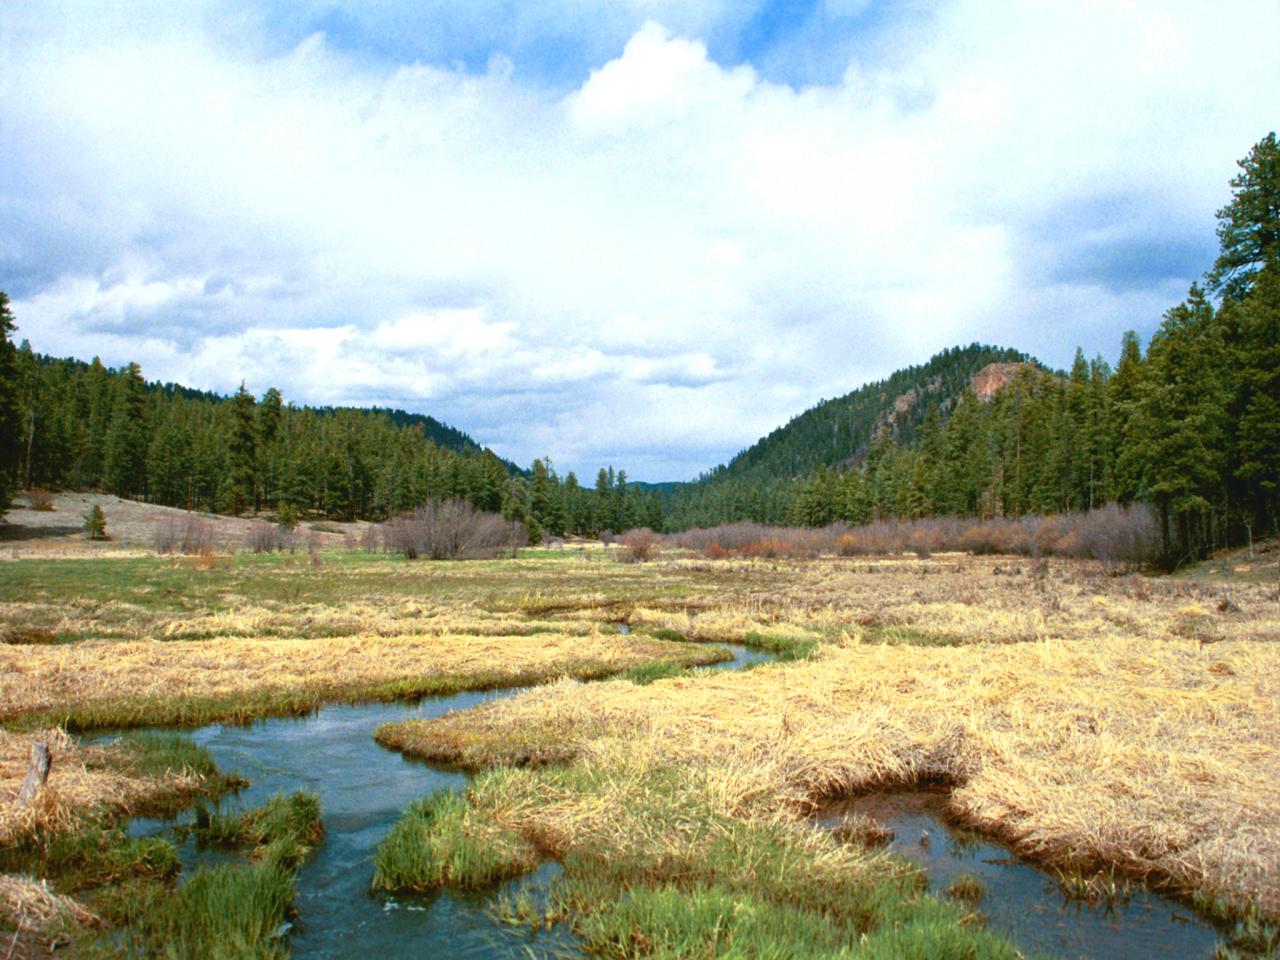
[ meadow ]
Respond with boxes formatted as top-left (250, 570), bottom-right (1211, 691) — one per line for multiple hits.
top-left (1, 512), bottom-right (1278, 957)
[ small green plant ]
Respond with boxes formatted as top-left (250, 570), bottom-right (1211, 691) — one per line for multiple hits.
top-left (84, 503), bottom-right (108, 540)
top-left (274, 501), bottom-right (299, 531)
top-left (1054, 864), bottom-right (1131, 905)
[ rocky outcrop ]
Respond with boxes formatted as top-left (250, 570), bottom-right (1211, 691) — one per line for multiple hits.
top-left (971, 362), bottom-right (1039, 401)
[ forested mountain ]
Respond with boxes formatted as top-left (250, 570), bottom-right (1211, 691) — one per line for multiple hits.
top-left (0, 326), bottom-right (663, 540)
top-left (717, 343), bottom-right (1034, 482)
top-left (658, 344), bottom-right (1037, 528)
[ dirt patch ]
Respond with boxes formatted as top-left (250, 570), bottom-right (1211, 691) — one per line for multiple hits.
top-left (1, 492), bottom-right (362, 555)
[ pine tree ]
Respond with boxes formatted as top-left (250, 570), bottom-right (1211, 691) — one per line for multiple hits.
top-left (1140, 287), bottom-right (1230, 562)
top-left (103, 363), bottom-right (148, 499)
top-left (226, 382), bottom-right (256, 514)
top-left (1208, 133), bottom-right (1280, 301)
top-left (1110, 331), bottom-right (1146, 505)
top-left (0, 293), bottom-right (21, 514)
top-left (1226, 259), bottom-right (1280, 539)
top-left (256, 387), bottom-right (283, 509)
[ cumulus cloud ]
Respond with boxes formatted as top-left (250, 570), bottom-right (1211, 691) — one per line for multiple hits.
top-left (2, 0), bottom-right (1277, 478)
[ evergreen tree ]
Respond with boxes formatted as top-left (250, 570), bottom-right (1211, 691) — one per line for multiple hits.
top-left (1110, 331), bottom-right (1146, 504)
top-left (1140, 287), bottom-right (1230, 562)
top-left (103, 363), bottom-right (148, 499)
top-left (1225, 259), bottom-right (1280, 538)
top-left (0, 293), bottom-right (21, 514)
top-left (226, 382), bottom-right (256, 514)
top-left (1208, 132), bottom-right (1280, 301)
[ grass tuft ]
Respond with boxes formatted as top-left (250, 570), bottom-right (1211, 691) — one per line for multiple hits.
top-left (372, 789), bottom-right (537, 893)
top-left (619, 660), bottom-right (688, 685)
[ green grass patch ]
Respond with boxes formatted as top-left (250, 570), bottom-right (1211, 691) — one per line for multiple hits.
top-left (87, 791), bottom-right (322, 959)
top-left (652, 627), bottom-right (688, 642)
top-left (741, 631), bottom-right (819, 660)
top-left (408, 759), bottom-right (1025, 960)
top-left (190, 792), bottom-right (323, 867)
top-left (0, 823), bottom-right (180, 897)
top-left (372, 789), bottom-right (537, 892)
top-left (619, 659), bottom-right (688, 684)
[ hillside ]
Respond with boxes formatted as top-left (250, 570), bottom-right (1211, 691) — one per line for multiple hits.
top-left (27, 350), bottom-right (519, 471)
top-left (703, 344), bottom-right (1032, 484)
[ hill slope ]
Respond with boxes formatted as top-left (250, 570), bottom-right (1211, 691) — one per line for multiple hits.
top-left (705, 343), bottom-right (1032, 484)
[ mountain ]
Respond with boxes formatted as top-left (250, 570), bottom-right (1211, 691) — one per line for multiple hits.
top-left (702, 343), bottom-right (1033, 484)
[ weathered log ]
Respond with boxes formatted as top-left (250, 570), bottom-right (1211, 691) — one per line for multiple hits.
top-left (16, 741), bottom-right (51, 805)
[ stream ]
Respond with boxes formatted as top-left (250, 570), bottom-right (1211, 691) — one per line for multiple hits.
top-left (115, 643), bottom-right (768, 958)
top-left (818, 790), bottom-right (1223, 959)
top-left (110, 643), bottom-right (1227, 958)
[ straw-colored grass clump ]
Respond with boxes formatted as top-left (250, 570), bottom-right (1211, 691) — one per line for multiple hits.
top-left (0, 629), bottom-right (726, 730)
top-left (0, 728), bottom-right (227, 847)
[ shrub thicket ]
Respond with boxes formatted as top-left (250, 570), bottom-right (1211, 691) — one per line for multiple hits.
top-left (671, 504), bottom-right (1160, 569)
top-left (382, 499), bottom-right (522, 560)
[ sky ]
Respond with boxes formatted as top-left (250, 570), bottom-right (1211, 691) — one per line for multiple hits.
top-left (2, 1), bottom-right (1277, 481)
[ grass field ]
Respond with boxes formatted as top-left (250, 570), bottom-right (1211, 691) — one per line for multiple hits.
top-left (2, 522), bottom-right (1278, 956)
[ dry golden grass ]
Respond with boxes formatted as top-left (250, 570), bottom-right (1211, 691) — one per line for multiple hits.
top-left (382, 554), bottom-right (1280, 919)
top-left (0, 729), bottom-right (211, 847)
top-left (0, 629), bottom-right (725, 728)
top-left (0, 872), bottom-right (101, 957)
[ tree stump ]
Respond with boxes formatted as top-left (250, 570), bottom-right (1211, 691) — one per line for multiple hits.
top-left (16, 741), bottom-right (51, 805)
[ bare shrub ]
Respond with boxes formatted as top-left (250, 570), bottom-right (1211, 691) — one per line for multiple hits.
top-left (245, 521), bottom-right (293, 554)
top-left (383, 499), bottom-right (520, 560)
top-left (154, 515), bottom-right (215, 556)
top-left (617, 528), bottom-right (660, 563)
top-left (1069, 503), bottom-right (1161, 570)
top-left (670, 504), bottom-right (1161, 567)
top-left (25, 489), bottom-right (55, 512)
top-left (359, 523), bottom-right (380, 553)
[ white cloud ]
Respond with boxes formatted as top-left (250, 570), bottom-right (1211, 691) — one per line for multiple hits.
top-left (3, 0), bottom-right (1278, 478)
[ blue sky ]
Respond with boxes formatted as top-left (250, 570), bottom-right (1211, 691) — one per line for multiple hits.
top-left (2, 1), bottom-right (1276, 479)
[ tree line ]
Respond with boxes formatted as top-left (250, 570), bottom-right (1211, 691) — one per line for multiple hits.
top-left (0, 336), bottom-right (662, 542)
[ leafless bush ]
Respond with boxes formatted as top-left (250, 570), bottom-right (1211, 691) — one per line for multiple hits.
top-left (154, 515), bottom-right (216, 555)
top-left (245, 520), bottom-right (294, 554)
top-left (359, 523), bottom-right (380, 553)
top-left (25, 489), bottom-right (55, 511)
top-left (617, 527), bottom-right (660, 563)
top-left (383, 499), bottom-right (521, 560)
top-left (1064, 503), bottom-right (1161, 570)
top-left (672, 504), bottom-right (1160, 567)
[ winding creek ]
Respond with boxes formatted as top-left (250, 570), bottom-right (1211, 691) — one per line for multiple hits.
top-left (108, 641), bottom-right (1225, 959)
